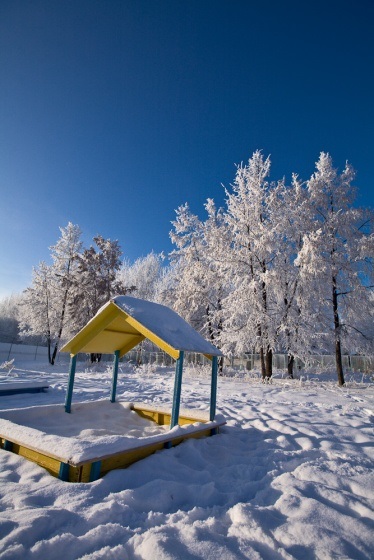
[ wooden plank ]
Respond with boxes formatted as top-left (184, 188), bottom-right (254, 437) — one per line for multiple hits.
top-left (0, 433), bottom-right (67, 462)
top-left (0, 384), bottom-right (49, 396)
top-left (118, 335), bottom-right (146, 358)
top-left (89, 460), bottom-right (102, 482)
top-left (100, 441), bottom-right (165, 475)
top-left (171, 351), bottom-right (184, 428)
top-left (0, 404), bottom-right (225, 483)
top-left (132, 405), bottom-right (208, 425)
top-left (59, 462), bottom-right (70, 481)
top-left (63, 302), bottom-right (120, 356)
top-left (13, 442), bottom-right (63, 477)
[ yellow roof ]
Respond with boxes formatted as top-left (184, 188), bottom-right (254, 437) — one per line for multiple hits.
top-left (60, 296), bottom-right (222, 360)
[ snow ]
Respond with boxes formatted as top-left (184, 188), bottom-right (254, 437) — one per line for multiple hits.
top-left (113, 295), bottom-right (223, 355)
top-left (0, 400), bottom-right (223, 464)
top-left (0, 360), bottom-right (373, 559)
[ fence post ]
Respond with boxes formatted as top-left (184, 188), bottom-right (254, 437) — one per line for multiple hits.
top-left (7, 343), bottom-right (12, 361)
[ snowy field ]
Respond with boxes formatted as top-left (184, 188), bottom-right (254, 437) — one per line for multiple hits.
top-left (0, 360), bottom-right (373, 559)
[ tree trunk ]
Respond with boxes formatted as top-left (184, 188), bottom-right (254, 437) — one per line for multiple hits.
top-left (218, 356), bottom-right (224, 375)
top-left (332, 276), bottom-right (345, 386)
top-left (47, 337), bottom-right (52, 365)
top-left (260, 347), bottom-right (266, 378)
top-left (265, 347), bottom-right (272, 378)
top-left (51, 285), bottom-right (70, 366)
top-left (90, 353), bottom-right (102, 363)
top-left (287, 354), bottom-right (294, 378)
top-left (51, 341), bottom-right (58, 365)
top-left (335, 338), bottom-right (345, 386)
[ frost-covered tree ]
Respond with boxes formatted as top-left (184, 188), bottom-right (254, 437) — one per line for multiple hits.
top-left (115, 251), bottom-right (166, 364)
top-left (270, 174), bottom-right (308, 377)
top-left (0, 293), bottom-right (22, 343)
top-left (295, 153), bottom-right (373, 385)
top-left (169, 200), bottom-right (227, 349)
top-left (19, 262), bottom-right (55, 359)
top-left (68, 236), bottom-right (123, 338)
top-left (19, 223), bottom-right (83, 364)
top-left (117, 252), bottom-right (164, 302)
top-left (221, 151), bottom-right (284, 378)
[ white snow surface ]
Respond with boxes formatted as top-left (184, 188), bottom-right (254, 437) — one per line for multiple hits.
top-left (0, 399), bottom-right (223, 464)
top-left (112, 295), bottom-right (223, 356)
top-left (0, 360), bottom-right (373, 559)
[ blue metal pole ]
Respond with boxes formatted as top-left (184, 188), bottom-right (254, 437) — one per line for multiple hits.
top-left (170, 351), bottom-right (184, 428)
top-left (110, 350), bottom-right (120, 403)
top-left (210, 355), bottom-right (218, 421)
top-left (65, 354), bottom-right (77, 413)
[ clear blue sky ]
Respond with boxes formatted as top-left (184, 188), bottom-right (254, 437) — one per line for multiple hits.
top-left (1, 0), bottom-right (373, 299)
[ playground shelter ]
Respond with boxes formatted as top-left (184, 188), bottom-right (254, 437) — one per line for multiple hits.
top-left (60, 295), bottom-right (223, 427)
top-left (0, 297), bottom-right (224, 482)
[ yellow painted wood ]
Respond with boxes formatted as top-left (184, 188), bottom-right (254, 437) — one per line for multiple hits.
top-left (118, 335), bottom-right (146, 358)
top-left (60, 300), bottom-right (181, 359)
top-left (1, 406), bottom-right (225, 483)
top-left (11, 443), bottom-right (62, 477)
top-left (60, 302), bottom-right (120, 355)
top-left (75, 463), bottom-right (92, 483)
top-left (0, 433), bottom-right (67, 462)
top-left (132, 405), bottom-right (208, 426)
top-left (100, 441), bottom-right (165, 476)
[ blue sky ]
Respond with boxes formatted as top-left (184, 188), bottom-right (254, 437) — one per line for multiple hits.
top-left (1, 0), bottom-right (373, 299)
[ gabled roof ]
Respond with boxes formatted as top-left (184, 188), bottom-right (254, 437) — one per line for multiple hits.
top-left (60, 296), bottom-right (222, 360)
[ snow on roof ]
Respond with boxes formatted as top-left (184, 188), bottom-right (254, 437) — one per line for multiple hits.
top-left (113, 296), bottom-right (222, 356)
top-left (60, 296), bottom-right (222, 358)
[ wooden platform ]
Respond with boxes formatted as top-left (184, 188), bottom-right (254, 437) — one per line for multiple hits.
top-left (0, 381), bottom-right (49, 396)
top-left (0, 403), bottom-right (225, 482)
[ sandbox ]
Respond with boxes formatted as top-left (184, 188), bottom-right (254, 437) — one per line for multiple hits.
top-left (0, 400), bottom-right (225, 482)
top-left (0, 297), bottom-right (226, 482)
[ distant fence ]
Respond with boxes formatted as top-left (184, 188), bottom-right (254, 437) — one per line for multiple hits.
top-left (229, 353), bottom-right (374, 374)
top-left (0, 342), bottom-right (49, 362)
top-left (1, 342), bottom-right (373, 373)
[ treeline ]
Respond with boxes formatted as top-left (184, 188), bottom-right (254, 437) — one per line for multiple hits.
top-left (1, 228), bottom-right (165, 365)
top-left (0, 151), bottom-right (373, 384)
top-left (166, 151), bottom-right (373, 385)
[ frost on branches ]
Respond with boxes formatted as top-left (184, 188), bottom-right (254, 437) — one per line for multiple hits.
top-left (19, 225), bottom-right (124, 365)
top-left (19, 223), bottom-right (83, 364)
top-left (169, 151), bottom-right (373, 384)
top-left (168, 200), bottom-right (227, 357)
top-left (295, 153), bottom-right (373, 385)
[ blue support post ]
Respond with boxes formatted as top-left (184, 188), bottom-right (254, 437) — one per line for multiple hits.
top-left (65, 354), bottom-right (77, 413)
top-left (209, 355), bottom-right (218, 421)
top-left (170, 351), bottom-right (184, 428)
top-left (58, 462), bottom-right (70, 481)
top-left (89, 460), bottom-right (102, 482)
top-left (3, 440), bottom-right (13, 452)
top-left (110, 350), bottom-right (120, 403)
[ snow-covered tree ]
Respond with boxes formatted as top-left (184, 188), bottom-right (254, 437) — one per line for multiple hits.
top-left (169, 200), bottom-right (227, 348)
top-left (295, 153), bottom-right (373, 385)
top-left (221, 151), bottom-right (284, 378)
top-left (269, 174), bottom-right (308, 376)
top-left (19, 223), bottom-right (83, 364)
top-left (68, 235), bottom-right (123, 338)
top-left (19, 262), bottom-right (54, 359)
top-left (117, 252), bottom-right (164, 302)
top-left (0, 293), bottom-right (22, 343)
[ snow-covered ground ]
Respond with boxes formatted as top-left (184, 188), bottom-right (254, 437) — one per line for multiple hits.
top-left (0, 360), bottom-right (373, 559)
